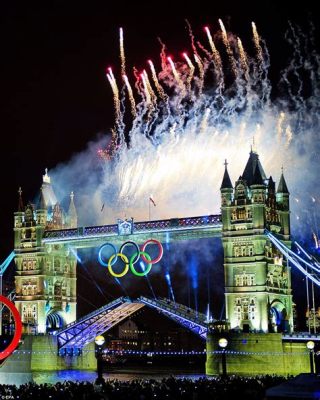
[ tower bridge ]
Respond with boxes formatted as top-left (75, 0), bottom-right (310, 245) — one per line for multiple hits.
top-left (11, 149), bottom-right (307, 372)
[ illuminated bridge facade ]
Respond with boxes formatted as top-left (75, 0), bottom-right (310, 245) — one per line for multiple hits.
top-left (42, 214), bottom-right (222, 248)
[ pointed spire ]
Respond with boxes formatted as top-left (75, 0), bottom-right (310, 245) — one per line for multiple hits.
top-left (17, 187), bottom-right (24, 212)
top-left (38, 186), bottom-right (47, 210)
top-left (43, 168), bottom-right (51, 184)
top-left (252, 135), bottom-right (256, 153)
top-left (220, 159), bottom-right (233, 190)
top-left (251, 163), bottom-right (264, 186)
top-left (242, 149), bottom-right (266, 186)
top-left (268, 176), bottom-right (275, 191)
top-left (67, 191), bottom-right (78, 228)
top-left (277, 171), bottom-right (289, 194)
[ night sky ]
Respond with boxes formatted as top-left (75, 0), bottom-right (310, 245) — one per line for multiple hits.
top-left (0, 3), bottom-right (318, 325)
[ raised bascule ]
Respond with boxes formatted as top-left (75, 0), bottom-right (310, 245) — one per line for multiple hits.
top-left (5, 150), bottom-right (313, 375)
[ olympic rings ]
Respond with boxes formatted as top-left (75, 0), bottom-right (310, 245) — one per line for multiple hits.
top-left (0, 295), bottom-right (22, 360)
top-left (98, 243), bottom-right (117, 267)
top-left (97, 239), bottom-right (163, 278)
top-left (129, 252), bottom-right (152, 276)
top-left (141, 239), bottom-right (164, 264)
top-left (108, 253), bottom-right (129, 278)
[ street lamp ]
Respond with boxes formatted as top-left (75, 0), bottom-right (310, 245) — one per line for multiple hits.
top-left (95, 335), bottom-right (105, 384)
top-left (306, 340), bottom-right (315, 374)
top-left (218, 337), bottom-right (228, 378)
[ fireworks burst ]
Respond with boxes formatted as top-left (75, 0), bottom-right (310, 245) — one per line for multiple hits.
top-left (53, 19), bottom-right (320, 241)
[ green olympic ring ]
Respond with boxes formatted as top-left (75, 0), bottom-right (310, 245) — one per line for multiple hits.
top-left (129, 252), bottom-right (152, 277)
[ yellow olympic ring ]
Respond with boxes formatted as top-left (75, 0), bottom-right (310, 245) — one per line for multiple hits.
top-left (108, 253), bottom-right (129, 278)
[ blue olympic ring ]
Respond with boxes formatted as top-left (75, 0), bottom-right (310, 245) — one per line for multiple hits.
top-left (98, 243), bottom-right (118, 267)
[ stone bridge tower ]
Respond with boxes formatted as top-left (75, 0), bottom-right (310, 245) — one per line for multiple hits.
top-left (14, 170), bottom-right (77, 333)
top-left (220, 151), bottom-right (293, 333)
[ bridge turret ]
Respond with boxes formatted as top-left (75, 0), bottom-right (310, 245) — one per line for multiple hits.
top-left (250, 166), bottom-right (266, 230)
top-left (221, 150), bottom-right (293, 335)
top-left (14, 188), bottom-right (25, 247)
top-left (220, 160), bottom-right (233, 232)
top-left (36, 186), bottom-right (47, 225)
top-left (276, 170), bottom-right (290, 237)
top-left (35, 186), bottom-right (48, 249)
top-left (14, 171), bottom-right (77, 335)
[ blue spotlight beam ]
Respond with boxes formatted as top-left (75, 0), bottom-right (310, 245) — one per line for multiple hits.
top-left (69, 246), bottom-right (113, 302)
top-left (0, 251), bottom-right (15, 275)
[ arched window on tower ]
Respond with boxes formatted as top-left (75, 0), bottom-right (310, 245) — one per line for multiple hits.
top-left (54, 259), bottom-right (60, 273)
top-left (54, 281), bottom-right (62, 296)
top-left (249, 298), bottom-right (256, 320)
top-left (237, 208), bottom-right (247, 220)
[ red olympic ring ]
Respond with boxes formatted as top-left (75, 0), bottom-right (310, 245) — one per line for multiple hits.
top-left (141, 239), bottom-right (164, 264)
top-left (0, 295), bottom-right (22, 360)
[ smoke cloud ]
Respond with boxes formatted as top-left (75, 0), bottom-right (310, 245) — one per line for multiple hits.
top-left (50, 21), bottom-right (320, 246)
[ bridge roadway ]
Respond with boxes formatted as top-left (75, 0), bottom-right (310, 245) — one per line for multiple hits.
top-left (56, 295), bottom-right (315, 355)
top-left (57, 296), bottom-right (208, 353)
top-left (42, 214), bottom-right (222, 248)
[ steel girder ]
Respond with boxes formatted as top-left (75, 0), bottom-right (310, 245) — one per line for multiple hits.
top-left (57, 297), bottom-right (144, 351)
top-left (138, 296), bottom-right (208, 340)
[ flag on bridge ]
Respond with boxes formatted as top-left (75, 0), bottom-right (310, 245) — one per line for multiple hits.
top-left (149, 196), bottom-right (156, 207)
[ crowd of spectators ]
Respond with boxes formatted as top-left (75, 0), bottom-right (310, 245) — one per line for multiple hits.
top-left (0, 375), bottom-right (287, 400)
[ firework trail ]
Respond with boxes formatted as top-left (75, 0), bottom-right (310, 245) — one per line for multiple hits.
top-left (132, 66), bottom-right (144, 98)
top-left (106, 68), bottom-right (121, 127)
top-left (123, 75), bottom-right (136, 117)
top-left (158, 38), bottom-right (169, 72)
top-left (194, 53), bottom-right (205, 95)
top-left (183, 53), bottom-right (195, 92)
top-left (143, 70), bottom-right (157, 104)
top-left (219, 19), bottom-right (237, 76)
top-left (119, 27), bottom-right (126, 76)
top-left (200, 108), bottom-right (211, 132)
top-left (285, 125), bottom-right (293, 148)
top-left (277, 112), bottom-right (285, 142)
top-left (141, 72), bottom-right (152, 105)
top-left (185, 19), bottom-right (198, 55)
top-left (252, 22), bottom-right (264, 65)
top-left (167, 57), bottom-right (186, 95)
top-left (237, 37), bottom-right (249, 81)
top-left (148, 60), bottom-right (167, 101)
top-left (204, 26), bottom-right (222, 70)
